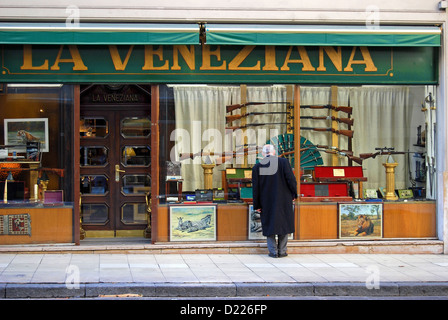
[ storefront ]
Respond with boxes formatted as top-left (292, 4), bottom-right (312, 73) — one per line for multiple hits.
top-left (0, 22), bottom-right (444, 252)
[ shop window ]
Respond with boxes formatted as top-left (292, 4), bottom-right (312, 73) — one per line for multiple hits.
top-left (0, 84), bottom-right (73, 204)
top-left (158, 84), bottom-right (436, 204)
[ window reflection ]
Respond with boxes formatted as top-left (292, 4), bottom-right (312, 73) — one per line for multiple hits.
top-left (121, 203), bottom-right (147, 224)
top-left (121, 117), bottom-right (150, 138)
top-left (80, 118), bottom-right (108, 138)
top-left (80, 147), bottom-right (108, 166)
top-left (122, 174), bottom-right (151, 195)
top-left (121, 146), bottom-right (150, 166)
top-left (81, 175), bottom-right (109, 195)
top-left (81, 203), bottom-right (109, 224)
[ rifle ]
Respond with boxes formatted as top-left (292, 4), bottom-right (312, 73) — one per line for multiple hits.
top-left (300, 127), bottom-right (354, 138)
top-left (359, 147), bottom-right (413, 160)
top-left (179, 150), bottom-right (221, 161)
top-left (226, 101), bottom-right (291, 113)
top-left (316, 148), bottom-right (363, 165)
top-left (180, 146), bottom-right (256, 162)
top-left (226, 122), bottom-right (289, 130)
top-left (226, 111), bottom-right (289, 123)
top-left (300, 116), bottom-right (354, 126)
top-left (315, 145), bottom-right (352, 155)
top-left (300, 104), bottom-right (352, 115)
top-left (225, 102), bottom-right (267, 113)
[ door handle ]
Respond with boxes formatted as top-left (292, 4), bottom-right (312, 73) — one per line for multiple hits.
top-left (115, 164), bottom-right (125, 182)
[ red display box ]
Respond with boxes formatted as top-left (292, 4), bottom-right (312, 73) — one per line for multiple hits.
top-left (300, 182), bottom-right (352, 202)
top-left (313, 166), bottom-right (367, 199)
top-left (314, 166), bottom-right (366, 181)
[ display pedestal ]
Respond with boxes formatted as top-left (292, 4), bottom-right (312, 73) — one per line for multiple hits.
top-left (383, 162), bottom-right (398, 200)
top-left (202, 163), bottom-right (215, 189)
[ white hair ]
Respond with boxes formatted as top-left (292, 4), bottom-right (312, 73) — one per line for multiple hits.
top-left (262, 144), bottom-right (276, 156)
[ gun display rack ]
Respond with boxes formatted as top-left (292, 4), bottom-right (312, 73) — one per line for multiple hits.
top-left (223, 85), bottom-right (365, 202)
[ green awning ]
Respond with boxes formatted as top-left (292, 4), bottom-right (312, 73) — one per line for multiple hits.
top-left (0, 23), bottom-right (200, 45)
top-left (205, 24), bottom-right (441, 47)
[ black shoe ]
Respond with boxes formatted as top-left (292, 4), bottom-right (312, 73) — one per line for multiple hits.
top-left (278, 253), bottom-right (288, 258)
top-left (268, 253), bottom-right (278, 258)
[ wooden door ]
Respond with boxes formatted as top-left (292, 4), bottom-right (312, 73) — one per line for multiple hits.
top-left (79, 85), bottom-right (151, 237)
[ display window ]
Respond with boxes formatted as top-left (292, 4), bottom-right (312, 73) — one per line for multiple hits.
top-left (0, 84), bottom-right (74, 205)
top-left (154, 84), bottom-right (437, 242)
top-left (158, 84), bottom-right (434, 202)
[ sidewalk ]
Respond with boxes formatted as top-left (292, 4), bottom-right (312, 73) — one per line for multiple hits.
top-left (1, 246), bottom-right (448, 298)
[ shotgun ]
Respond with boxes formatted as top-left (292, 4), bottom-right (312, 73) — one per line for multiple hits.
top-left (316, 148), bottom-right (363, 165)
top-left (226, 122), bottom-right (289, 130)
top-left (300, 116), bottom-right (354, 126)
top-left (226, 101), bottom-right (291, 113)
top-left (225, 102), bottom-right (267, 113)
top-left (226, 111), bottom-right (290, 123)
top-left (360, 151), bottom-right (410, 160)
top-left (300, 104), bottom-right (352, 115)
top-left (301, 127), bottom-right (354, 138)
top-left (315, 145), bottom-right (353, 155)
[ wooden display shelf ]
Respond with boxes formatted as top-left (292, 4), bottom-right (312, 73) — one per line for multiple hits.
top-left (0, 206), bottom-right (74, 244)
top-left (153, 201), bottom-right (436, 242)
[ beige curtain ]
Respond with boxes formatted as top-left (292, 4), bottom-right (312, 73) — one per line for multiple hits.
top-left (173, 85), bottom-right (422, 192)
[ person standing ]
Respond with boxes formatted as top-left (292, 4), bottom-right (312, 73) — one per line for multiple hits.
top-left (252, 144), bottom-right (298, 258)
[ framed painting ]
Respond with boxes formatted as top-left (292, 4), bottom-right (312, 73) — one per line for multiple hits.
top-left (169, 205), bottom-right (216, 242)
top-left (248, 204), bottom-right (293, 240)
top-left (248, 204), bottom-right (264, 240)
top-left (4, 118), bottom-right (49, 152)
top-left (338, 203), bottom-right (383, 239)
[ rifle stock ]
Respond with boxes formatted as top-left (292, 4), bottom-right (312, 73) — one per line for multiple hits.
top-left (226, 102), bottom-right (265, 113)
top-left (360, 152), bottom-right (379, 159)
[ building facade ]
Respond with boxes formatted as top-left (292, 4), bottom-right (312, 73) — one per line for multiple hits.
top-left (0, 0), bottom-right (447, 253)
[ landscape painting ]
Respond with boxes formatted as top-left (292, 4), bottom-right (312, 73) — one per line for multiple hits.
top-left (339, 203), bottom-right (383, 239)
top-left (169, 205), bottom-right (216, 242)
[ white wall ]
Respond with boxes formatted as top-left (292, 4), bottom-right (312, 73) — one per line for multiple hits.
top-left (0, 0), bottom-right (446, 24)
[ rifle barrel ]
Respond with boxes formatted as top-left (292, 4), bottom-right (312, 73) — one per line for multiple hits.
top-left (301, 127), bottom-right (353, 138)
top-left (300, 116), bottom-right (353, 126)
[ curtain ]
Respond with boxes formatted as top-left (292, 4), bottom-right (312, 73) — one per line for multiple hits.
top-left (350, 86), bottom-right (411, 189)
top-left (172, 84), bottom-right (421, 193)
top-left (173, 86), bottom-right (239, 191)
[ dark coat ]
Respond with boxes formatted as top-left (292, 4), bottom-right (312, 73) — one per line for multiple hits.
top-left (252, 156), bottom-right (298, 236)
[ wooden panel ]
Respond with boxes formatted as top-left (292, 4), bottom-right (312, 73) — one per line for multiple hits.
top-left (298, 203), bottom-right (338, 239)
top-left (217, 204), bottom-right (248, 241)
top-left (0, 207), bottom-right (73, 244)
top-left (383, 202), bottom-right (436, 238)
top-left (156, 205), bottom-right (169, 242)
top-left (156, 204), bottom-right (249, 242)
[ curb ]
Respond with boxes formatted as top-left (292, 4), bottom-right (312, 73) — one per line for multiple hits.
top-left (2, 282), bottom-right (448, 299)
